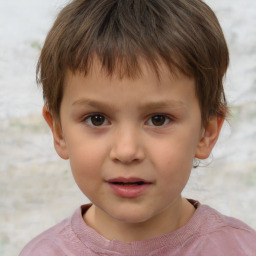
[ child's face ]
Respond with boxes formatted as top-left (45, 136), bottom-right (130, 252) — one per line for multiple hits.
top-left (46, 60), bottom-right (219, 232)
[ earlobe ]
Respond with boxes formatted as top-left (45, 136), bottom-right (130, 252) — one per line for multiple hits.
top-left (195, 115), bottom-right (224, 159)
top-left (42, 106), bottom-right (69, 160)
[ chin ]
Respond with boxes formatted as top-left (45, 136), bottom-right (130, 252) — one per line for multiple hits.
top-left (109, 208), bottom-right (154, 225)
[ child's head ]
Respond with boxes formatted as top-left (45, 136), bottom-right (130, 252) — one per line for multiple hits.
top-left (37, 0), bottom-right (229, 127)
top-left (39, 0), bottom-right (229, 240)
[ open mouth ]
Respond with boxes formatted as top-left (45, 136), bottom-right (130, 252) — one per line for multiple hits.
top-left (111, 181), bottom-right (146, 186)
top-left (107, 178), bottom-right (151, 198)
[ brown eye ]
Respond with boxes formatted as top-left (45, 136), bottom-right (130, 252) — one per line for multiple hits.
top-left (86, 114), bottom-right (108, 126)
top-left (148, 115), bottom-right (170, 126)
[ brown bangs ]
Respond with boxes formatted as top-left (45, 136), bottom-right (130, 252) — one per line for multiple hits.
top-left (37, 0), bottom-right (229, 124)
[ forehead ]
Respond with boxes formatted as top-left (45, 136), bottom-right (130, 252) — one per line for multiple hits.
top-left (63, 59), bottom-right (197, 109)
top-left (66, 57), bottom-right (191, 87)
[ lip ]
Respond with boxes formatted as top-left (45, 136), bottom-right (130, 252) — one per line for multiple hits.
top-left (106, 177), bottom-right (152, 198)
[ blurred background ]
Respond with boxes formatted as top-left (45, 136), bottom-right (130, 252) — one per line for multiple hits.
top-left (0, 0), bottom-right (256, 255)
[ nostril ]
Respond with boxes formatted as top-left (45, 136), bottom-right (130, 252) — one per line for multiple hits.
top-left (110, 144), bottom-right (145, 164)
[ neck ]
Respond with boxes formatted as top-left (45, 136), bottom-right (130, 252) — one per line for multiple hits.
top-left (83, 198), bottom-right (195, 242)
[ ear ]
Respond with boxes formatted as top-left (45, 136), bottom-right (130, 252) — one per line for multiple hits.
top-left (42, 106), bottom-right (69, 160)
top-left (195, 115), bottom-right (224, 159)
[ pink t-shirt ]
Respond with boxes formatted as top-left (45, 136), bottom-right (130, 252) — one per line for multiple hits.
top-left (19, 200), bottom-right (256, 256)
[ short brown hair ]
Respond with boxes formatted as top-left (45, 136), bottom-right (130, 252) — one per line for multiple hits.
top-left (37, 0), bottom-right (229, 126)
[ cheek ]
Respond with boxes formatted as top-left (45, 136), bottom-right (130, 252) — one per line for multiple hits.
top-left (69, 148), bottom-right (103, 199)
top-left (152, 138), bottom-right (196, 168)
top-left (67, 138), bottom-right (106, 182)
top-left (150, 136), bottom-right (197, 183)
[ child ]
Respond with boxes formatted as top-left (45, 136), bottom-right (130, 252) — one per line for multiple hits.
top-left (20, 0), bottom-right (256, 255)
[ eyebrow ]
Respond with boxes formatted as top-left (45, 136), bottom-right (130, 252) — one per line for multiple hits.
top-left (72, 98), bottom-right (115, 111)
top-left (138, 100), bottom-right (186, 111)
top-left (72, 98), bottom-right (186, 111)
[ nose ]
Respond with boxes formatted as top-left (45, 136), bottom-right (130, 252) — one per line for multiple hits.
top-left (110, 126), bottom-right (145, 164)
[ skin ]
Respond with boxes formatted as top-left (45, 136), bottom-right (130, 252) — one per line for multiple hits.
top-left (43, 60), bottom-right (223, 242)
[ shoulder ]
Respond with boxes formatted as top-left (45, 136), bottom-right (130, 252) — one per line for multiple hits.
top-left (19, 205), bottom-right (92, 256)
top-left (198, 203), bottom-right (256, 236)
top-left (191, 202), bottom-right (256, 256)
top-left (19, 217), bottom-right (71, 256)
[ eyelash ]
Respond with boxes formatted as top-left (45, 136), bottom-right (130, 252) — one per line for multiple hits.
top-left (83, 114), bottom-right (172, 127)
